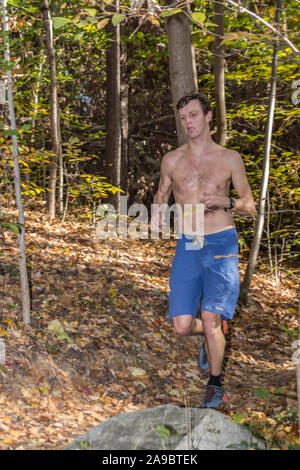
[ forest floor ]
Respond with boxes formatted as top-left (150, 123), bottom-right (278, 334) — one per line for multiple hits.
top-left (0, 202), bottom-right (299, 450)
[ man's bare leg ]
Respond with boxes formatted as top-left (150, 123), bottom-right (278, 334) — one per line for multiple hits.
top-left (201, 310), bottom-right (225, 376)
top-left (200, 311), bottom-right (229, 408)
top-left (172, 313), bottom-right (226, 373)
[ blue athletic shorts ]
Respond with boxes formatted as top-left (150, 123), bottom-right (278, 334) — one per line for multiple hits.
top-left (169, 227), bottom-right (240, 321)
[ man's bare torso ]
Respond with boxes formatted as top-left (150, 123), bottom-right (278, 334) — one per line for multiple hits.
top-left (167, 142), bottom-right (235, 235)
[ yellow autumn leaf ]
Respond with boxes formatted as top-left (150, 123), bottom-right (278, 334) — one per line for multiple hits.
top-left (97, 18), bottom-right (110, 30)
top-left (191, 11), bottom-right (206, 24)
top-left (109, 288), bottom-right (117, 297)
top-left (286, 308), bottom-right (298, 315)
top-left (264, 431), bottom-right (273, 440)
top-left (0, 331), bottom-right (10, 337)
top-left (286, 432), bottom-right (300, 445)
top-left (149, 16), bottom-right (160, 26)
top-left (3, 438), bottom-right (13, 445)
top-left (2, 320), bottom-right (15, 327)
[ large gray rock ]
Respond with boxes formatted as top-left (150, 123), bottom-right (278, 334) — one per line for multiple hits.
top-left (65, 405), bottom-right (265, 450)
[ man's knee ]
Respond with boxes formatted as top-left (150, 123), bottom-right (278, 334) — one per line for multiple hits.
top-left (172, 316), bottom-right (194, 336)
top-left (201, 311), bottom-right (222, 337)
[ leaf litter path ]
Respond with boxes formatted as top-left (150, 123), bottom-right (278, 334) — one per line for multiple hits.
top-left (0, 206), bottom-right (298, 449)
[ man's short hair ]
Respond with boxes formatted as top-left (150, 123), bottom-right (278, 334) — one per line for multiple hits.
top-left (176, 92), bottom-right (212, 116)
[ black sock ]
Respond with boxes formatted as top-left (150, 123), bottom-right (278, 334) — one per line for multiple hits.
top-left (208, 374), bottom-right (222, 388)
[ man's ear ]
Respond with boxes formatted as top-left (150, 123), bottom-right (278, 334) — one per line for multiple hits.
top-left (206, 110), bottom-right (213, 123)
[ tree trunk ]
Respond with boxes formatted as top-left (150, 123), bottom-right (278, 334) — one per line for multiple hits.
top-left (2, 0), bottom-right (31, 324)
top-left (58, 121), bottom-right (63, 213)
top-left (239, 0), bottom-right (282, 305)
top-left (213, 0), bottom-right (227, 146)
top-left (27, 43), bottom-right (45, 188)
top-left (31, 37), bottom-right (45, 146)
top-left (41, 0), bottom-right (62, 220)
top-left (165, 1), bottom-right (198, 146)
top-left (120, 22), bottom-right (129, 195)
top-left (105, 0), bottom-right (121, 212)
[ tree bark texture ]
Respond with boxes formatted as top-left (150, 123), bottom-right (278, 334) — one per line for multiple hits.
top-left (105, 0), bottom-right (121, 211)
top-left (41, 0), bottom-right (62, 220)
top-left (240, 0), bottom-right (282, 305)
top-left (165, 1), bottom-right (198, 146)
top-left (213, 0), bottom-right (227, 146)
top-left (2, 0), bottom-right (31, 324)
top-left (120, 23), bottom-right (129, 195)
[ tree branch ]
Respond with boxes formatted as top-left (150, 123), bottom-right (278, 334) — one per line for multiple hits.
top-left (221, 0), bottom-right (299, 55)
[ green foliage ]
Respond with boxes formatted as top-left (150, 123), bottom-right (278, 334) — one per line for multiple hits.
top-left (0, 221), bottom-right (22, 234)
top-left (53, 17), bottom-right (72, 30)
top-left (77, 441), bottom-right (91, 450)
top-left (70, 174), bottom-right (123, 202)
top-left (160, 9), bottom-right (183, 18)
top-left (112, 14), bottom-right (126, 26)
top-left (48, 319), bottom-right (73, 344)
top-left (61, 137), bottom-right (122, 208)
top-left (154, 425), bottom-right (171, 438)
top-left (0, 0), bottom-right (299, 275)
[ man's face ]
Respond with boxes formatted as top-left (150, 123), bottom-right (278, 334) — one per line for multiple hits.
top-left (178, 99), bottom-right (211, 139)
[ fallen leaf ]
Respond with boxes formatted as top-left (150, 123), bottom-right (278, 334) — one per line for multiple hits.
top-left (48, 319), bottom-right (73, 343)
top-left (130, 367), bottom-right (147, 377)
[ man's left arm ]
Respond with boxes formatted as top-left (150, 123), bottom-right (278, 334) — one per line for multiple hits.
top-left (230, 152), bottom-right (257, 217)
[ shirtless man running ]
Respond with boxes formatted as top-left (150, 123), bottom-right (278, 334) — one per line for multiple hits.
top-left (150, 93), bottom-right (257, 408)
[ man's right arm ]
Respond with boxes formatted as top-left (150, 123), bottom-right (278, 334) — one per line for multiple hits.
top-left (150, 153), bottom-right (173, 231)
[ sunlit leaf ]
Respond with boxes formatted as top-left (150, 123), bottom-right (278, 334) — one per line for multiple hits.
top-left (191, 12), bottom-right (206, 24)
top-left (53, 17), bottom-right (72, 30)
top-left (112, 14), bottom-right (125, 26)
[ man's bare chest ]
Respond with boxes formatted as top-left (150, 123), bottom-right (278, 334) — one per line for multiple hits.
top-left (171, 159), bottom-right (230, 193)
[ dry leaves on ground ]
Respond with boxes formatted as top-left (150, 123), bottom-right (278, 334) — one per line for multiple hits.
top-left (0, 203), bottom-right (299, 449)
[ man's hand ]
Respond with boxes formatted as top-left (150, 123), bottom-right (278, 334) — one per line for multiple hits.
top-left (201, 192), bottom-right (230, 211)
